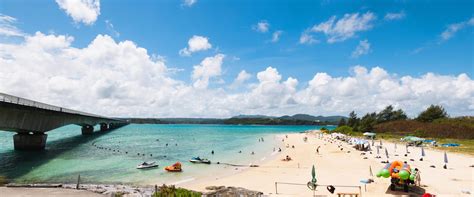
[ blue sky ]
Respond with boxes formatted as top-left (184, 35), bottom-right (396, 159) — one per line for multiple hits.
top-left (0, 0), bottom-right (473, 117)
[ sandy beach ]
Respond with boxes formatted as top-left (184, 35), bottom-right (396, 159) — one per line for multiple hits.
top-left (181, 132), bottom-right (474, 196)
top-left (1, 131), bottom-right (473, 196)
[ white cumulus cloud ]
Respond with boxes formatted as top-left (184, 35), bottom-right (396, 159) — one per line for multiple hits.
top-left (307, 12), bottom-right (376, 43)
top-left (234, 70), bottom-right (251, 84)
top-left (351, 39), bottom-right (371, 58)
top-left (56, 0), bottom-right (100, 25)
top-left (271, 30), bottom-right (283, 43)
top-left (192, 54), bottom-right (225, 89)
top-left (182, 0), bottom-right (197, 7)
top-left (179, 35), bottom-right (212, 56)
top-left (253, 21), bottom-right (270, 33)
top-left (0, 27), bottom-right (472, 118)
top-left (299, 31), bottom-right (318, 45)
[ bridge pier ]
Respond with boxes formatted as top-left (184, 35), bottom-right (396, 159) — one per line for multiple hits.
top-left (81, 125), bottom-right (94, 135)
top-left (100, 123), bottom-right (108, 131)
top-left (13, 133), bottom-right (47, 150)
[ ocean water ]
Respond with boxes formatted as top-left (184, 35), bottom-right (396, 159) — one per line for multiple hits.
top-left (0, 124), bottom-right (332, 185)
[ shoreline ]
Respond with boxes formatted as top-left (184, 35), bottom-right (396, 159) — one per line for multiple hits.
top-left (183, 131), bottom-right (474, 196)
top-left (2, 131), bottom-right (473, 196)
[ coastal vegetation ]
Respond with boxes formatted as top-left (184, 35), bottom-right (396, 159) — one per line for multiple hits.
top-left (333, 105), bottom-right (474, 154)
top-left (336, 105), bottom-right (474, 139)
top-left (128, 114), bottom-right (345, 125)
top-left (153, 185), bottom-right (201, 197)
top-left (0, 176), bottom-right (7, 186)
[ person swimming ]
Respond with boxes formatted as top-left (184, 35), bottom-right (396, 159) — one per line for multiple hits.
top-left (211, 150), bottom-right (214, 154)
top-left (251, 151), bottom-right (255, 155)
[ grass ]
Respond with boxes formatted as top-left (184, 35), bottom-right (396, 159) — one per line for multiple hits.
top-left (376, 133), bottom-right (474, 155)
top-left (329, 130), bottom-right (474, 156)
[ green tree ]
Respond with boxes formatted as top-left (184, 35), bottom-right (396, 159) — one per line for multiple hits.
top-left (338, 118), bottom-right (347, 127)
top-left (376, 105), bottom-right (395, 123)
top-left (359, 112), bottom-right (377, 132)
top-left (416, 105), bottom-right (448, 122)
top-left (392, 109), bottom-right (408, 120)
top-left (376, 105), bottom-right (408, 123)
top-left (347, 111), bottom-right (359, 129)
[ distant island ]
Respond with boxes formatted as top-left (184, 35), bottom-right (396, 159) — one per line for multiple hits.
top-left (125, 114), bottom-right (346, 125)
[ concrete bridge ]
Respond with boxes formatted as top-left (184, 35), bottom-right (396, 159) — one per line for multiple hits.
top-left (0, 93), bottom-right (128, 150)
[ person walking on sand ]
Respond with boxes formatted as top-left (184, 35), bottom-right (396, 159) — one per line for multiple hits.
top-left (415, 168), bottom-right (421, 186)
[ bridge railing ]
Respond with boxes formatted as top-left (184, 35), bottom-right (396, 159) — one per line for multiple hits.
top-left (0, 92), bottom-right (105, 118)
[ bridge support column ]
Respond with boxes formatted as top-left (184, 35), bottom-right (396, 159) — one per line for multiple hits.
top-left (13, 133), bottom-right (47, 150)
top-left (100, 123), bottom-right (108, 132)
top-left (81, 125), bottom-right (94, 135)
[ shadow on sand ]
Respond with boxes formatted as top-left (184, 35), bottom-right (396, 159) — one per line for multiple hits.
top-left (385, 185), bottom-right (426, 196)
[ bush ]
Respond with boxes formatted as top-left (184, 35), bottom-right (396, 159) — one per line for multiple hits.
top-left (334, 126), bottom-right (353, 135)
top-left (153, 185), bottom-right (201, 197)
top-left (0, 176), bottom-right (8, 186)
top-left (373, 118), bottom-right (474, 139)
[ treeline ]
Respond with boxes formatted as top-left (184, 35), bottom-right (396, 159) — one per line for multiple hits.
top-left (223, 118), bottom-right (332, 125)
top-left (128, 118), bottom-right (224, 124)
top-left (337, 105), bottom-right (474, 139)
top-left (128, 117), bottom-right (337, 125)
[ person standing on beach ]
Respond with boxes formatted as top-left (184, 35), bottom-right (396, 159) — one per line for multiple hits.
top-left (316, 146), bottom-right (320, 154)
top-left (415, 168), bottom-right (421, 186)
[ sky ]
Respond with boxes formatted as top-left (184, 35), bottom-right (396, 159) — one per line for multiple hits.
top-left (0, 0), bottom-right (473, 118)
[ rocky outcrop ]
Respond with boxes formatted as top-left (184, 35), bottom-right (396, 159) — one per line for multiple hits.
top-left (203, 186), bottom-right (264, 196)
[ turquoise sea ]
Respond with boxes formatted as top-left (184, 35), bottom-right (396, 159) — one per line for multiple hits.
top-left (0, 124), bottom-right (332, 185)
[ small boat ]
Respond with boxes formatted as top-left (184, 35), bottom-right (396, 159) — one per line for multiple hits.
top-left (189, 157), bottom-right (211, 164)
top-left (165, 162), bottom-right (182, 172)
top-left (136, 161), bottom-right (158, 169)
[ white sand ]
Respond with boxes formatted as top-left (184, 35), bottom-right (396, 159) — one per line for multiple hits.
top-left (182, 132), bottom-right (474, 196)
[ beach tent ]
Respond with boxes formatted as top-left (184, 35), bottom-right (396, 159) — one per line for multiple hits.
top-left (401, 136), bottom-right (425, 142)
top-left (363, 132), bottom-right (376, 138)
top-left (401, 136), bottom-right (425, 146)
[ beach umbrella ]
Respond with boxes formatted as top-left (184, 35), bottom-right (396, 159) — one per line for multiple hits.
top-left (379, 140), bottom-right (383, 146)
top-left (394, 143), bottom-right (397, 153)
top-left (369, 166), bottom-right (373, 177)
top-left (421, 147), bottom-right (426, 157)
top-left (371, 138), bottom-right (374, 146)
top-left (311, 165), bottom-right (317, 184)
top-left (376, 146), bottom-right (380, 155)
top-left (405, 144), bottom-right (409, 154)
top-left (385, 148), bottom-right (389, 159)
top-left (443, 152), bottom-right (448, 169)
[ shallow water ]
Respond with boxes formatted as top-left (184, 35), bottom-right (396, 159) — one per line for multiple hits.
top-left (0, 124), bottom-right (332, 184)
